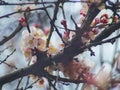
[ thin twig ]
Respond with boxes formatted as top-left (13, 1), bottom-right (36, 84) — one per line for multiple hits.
top-left (48, 80), bottom-right (57, 90)
top-left (0, 5), bottom-right (53, 19)
top-left (60, 3), bottom-right (66, 19)
top-left (42, 0), bottom-right (66, 46)
top-left (24, 11), bottom-right (31, 33)
top-left (24, 60), bottom-right (31, 90)
top-left (15, 77), bottom-right (23, 90)
top-left (43, 0), bottom-right (60, 47)
top-left (56, 25), bottom-right (76, 32)
top-left (24, 79), bottom-right (39, 90)
top-left (85, 34), bottom-right (120, 50)
top-left (0, 45), bottom-right (12, 54)
top-left (24, 76), bottom-right (30, 90)
top-left (3, 62), bottom-right (17, 69)
top-left (0, 24), bottom-right (23, 46)
top-left (0, 49), bottom-right (16, 64)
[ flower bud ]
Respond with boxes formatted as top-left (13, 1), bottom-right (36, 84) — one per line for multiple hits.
top-left (19, 17), bottom-right (26, 26)
top-left (61, 19), bottom-right (67, 27)
top-left (94, 18), bottom-right (100, 25)
top-left (100, 17), bottom-right (108, 23)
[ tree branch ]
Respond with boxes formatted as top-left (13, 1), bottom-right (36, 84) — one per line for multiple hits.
top-left (0, 2), bottom-right (101, 86)
top-left (1, 1), bottom-right (120, 90)
top-left (0, 65), bottom-right (33, 87)
top-left (92, 21), bottom-right (120, 43)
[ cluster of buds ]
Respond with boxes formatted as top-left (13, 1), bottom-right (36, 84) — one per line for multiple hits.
top-left (18, 7), bottom-right (31, 26)
top-left (61, 19), bottom-right (71, 42)
top-left (91, 13), bottom-right (109, 27)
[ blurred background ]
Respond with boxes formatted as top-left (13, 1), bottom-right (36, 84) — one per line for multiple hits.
top-left (0, 0), bottom-right (120, 90)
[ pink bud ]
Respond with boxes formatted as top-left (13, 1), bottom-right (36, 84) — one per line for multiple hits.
top-left (34, 23), bottom-right (40, 28)
top-left (80, 10), bottom-right (86, 17)
top-left (84, 73), bottom-right (96, 85)
top-left (19, 17), bottom-right (25, 23)
top-left (92, 28), bottom-right (99, 35)
top-left (19, 17), bottom-right (26, 26)
top-left (94, 18), bottom-right (100, 25)
top-left (82, 32), bottom-right (89, 38)
top-left (26, 6), bottom-right (31, 11)
top-left (100, 17), bottom-right (108, 23)
top-left (61, 19), bottom-right (67, 27)
top-left (64, 31), bottom-right (70, 39)
top-left (43, 28), bottom-right (50, 35)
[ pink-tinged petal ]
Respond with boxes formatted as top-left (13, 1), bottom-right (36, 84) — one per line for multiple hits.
top-left (84, 73), bottom-right (97, 85)
top-left (94, 18), bottom-right (100, 25)
top-left (43, 27), bottom-right (50, 35)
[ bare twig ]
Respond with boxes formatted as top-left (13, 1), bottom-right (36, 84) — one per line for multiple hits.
top-left (42, 0), bottom-right (61, 47)
top-left (24, 12), bottom-right (31, 33)
top-left (0, 5), bottom-right (53, 19)
top-left (15, 77), bottom-right (23, 90)
top-left (24, 79), bottom-right (39, 90)
top-left (48, 80), bottom-right (57, 90)
top-left (0, 24), bottom-right (23, 46)
top-left (24, 76), bottom-right (30, 90)
top-left (42, 0), bottom-right (67, 46)
top-left (3, 62), bottom-right (17, 69)
top-left (0, 45), bottom-right (12, 54)
top-left (89, 34), bottom-right (120, 48)
top-left (71, 15), bottom-right (78, 29)
top-left (0, 49), bottom-right (16, 64)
